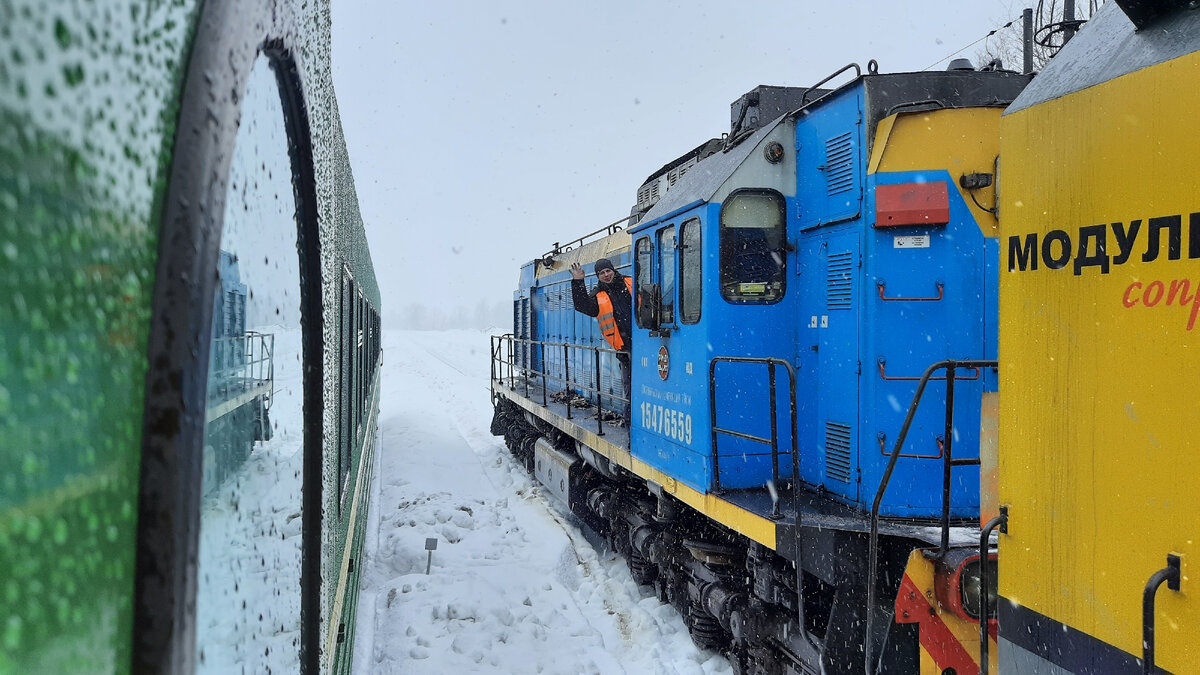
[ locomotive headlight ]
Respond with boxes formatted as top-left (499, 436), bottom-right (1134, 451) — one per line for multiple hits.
top-left (933, 549), bottom-right (998, 622)
top-left (959, 557), bottom-right (998, 620)
top-left (763, 141), bottom-right (785, 163)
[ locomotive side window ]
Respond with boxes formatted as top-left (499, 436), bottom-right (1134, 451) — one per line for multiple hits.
top-left (680, 218), bottom-right (701, 323)
top-left (635, 236), bottom-right (654, 328)
top-left (195, 55), bottom-right (305, 672)
top-left (719, 189), bottom-right (786, 303)
top-left (340, 269), bottom-right (354, 508)
top-left (659, 225), bottom-right (676, 324)
top-left (360, 292), bottom-right (367, 426)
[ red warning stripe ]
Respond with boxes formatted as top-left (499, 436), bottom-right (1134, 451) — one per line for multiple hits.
top-left (896, 572), bottom-right (979, 673)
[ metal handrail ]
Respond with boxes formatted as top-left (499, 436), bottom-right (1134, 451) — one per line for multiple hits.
top-left (209, 332), bottom-right (274, 405)
top-left (876, 281), bottom-right (944, 302)
top-left (707, 357), bottom-right (796, 509)
top-left (801, 62), bottom-right (863, 105)
top-left (488, 333), bottom-right (510, 394)
top-left (490, 334), bottom-right (630, 436)
top-left (863, 358), bottom-right (996, 675)
top-left (1143, 554), bottom-right (1182, 675)
top-left (978, 507), bottom-right (1007, 675)
top-left (878, 359), bottom-right (980, 381)
top-left (540, 214), bottom-right (636, 262)
top-left (707, 355), bottom-right (821, 656)
top-left (248, 331), bottom-right (274, 409)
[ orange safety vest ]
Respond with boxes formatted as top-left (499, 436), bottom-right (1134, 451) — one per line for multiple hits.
top-left (596, 276), bottom-right (634, 350)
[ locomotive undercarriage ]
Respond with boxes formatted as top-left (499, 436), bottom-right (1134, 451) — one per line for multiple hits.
top-left (490, 398), bottom-right (920, 675)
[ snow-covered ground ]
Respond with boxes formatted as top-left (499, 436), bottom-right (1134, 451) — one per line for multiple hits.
top-left (354, 329), bottom-right (732, 674)
top-left (196, 327), bottom-right (305, 674)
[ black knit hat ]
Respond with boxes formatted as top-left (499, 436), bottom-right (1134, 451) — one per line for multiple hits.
top-left (593, 258), bottom-right (615, 273)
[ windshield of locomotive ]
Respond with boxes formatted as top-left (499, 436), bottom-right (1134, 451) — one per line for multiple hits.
top-left (195, 55), bottom-right (305, 673)
top-left (719, 189), bottom-right (787, 303)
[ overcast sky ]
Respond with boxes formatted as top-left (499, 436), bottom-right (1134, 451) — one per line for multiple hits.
top-left (330, 0), bottom-right (1027, 325)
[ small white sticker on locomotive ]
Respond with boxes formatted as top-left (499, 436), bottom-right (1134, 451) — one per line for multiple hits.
top-left (894, 235), bottom-right (930, 249)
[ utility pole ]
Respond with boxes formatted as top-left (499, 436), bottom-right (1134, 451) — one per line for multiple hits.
top-left (1063, 0), bottom-right (1078, 45)
top-left (1023, 8), bottom-right (1034, 74)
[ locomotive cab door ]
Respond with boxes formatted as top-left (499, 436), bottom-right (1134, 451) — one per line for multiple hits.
top-left (794, 88), bottom-right (866, 503)
top-left (798, 231), bottom-right (862, 501)
top-left (632, 217), bottom-right (709, 485)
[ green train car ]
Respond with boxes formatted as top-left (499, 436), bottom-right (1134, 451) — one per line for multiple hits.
top-left (0, 0), bottom-right (381, 672)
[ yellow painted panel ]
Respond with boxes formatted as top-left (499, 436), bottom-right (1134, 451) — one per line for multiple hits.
top-left (866, 114), bottom-right (898, 173)
top-left (998, 51), bottom-right (1200, 669)
top-left (870, 108), bottom-right (1003, 236)
top-left (978, 392), bottom-right (999, 527)
top-left (919, 648), bottom-right (938, 675)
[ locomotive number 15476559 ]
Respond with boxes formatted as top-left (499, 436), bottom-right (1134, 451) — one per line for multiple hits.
top-left (640, 402), bottom-right (693, 444)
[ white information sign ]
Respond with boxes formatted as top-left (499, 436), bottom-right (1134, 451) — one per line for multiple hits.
top-left (894, 235), bottom-right (930, 249)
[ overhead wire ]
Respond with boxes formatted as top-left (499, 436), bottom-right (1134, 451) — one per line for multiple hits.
top-left (918, 14), bottom-right (1024, 72)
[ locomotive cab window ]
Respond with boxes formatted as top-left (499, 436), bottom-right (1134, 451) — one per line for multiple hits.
top-left (680, 218), bottom-right (701, 323)
top-left (635, 236), bottom-right (657, 328)
top-left (659, 225), bottom-right (676, 325)
top-left (719, 189), bottom-right (786, 303)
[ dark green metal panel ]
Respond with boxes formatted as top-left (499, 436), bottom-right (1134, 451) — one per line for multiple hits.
top-left (1, 0), bottom-right (382, 673)
top-left (0, 1), bottom-right (201, 671)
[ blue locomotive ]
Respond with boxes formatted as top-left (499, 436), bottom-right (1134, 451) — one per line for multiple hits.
top-left (202, 251), bottom-right (275, 493)
top-left (493, 61), bottom-right (1029, 674)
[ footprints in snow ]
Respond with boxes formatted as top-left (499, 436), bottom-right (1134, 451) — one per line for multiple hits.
top-left (383, 492), bottom-right (524, 572)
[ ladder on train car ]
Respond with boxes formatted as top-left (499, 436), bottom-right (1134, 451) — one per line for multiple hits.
top-left (864, 359), bottom-right (997, 675)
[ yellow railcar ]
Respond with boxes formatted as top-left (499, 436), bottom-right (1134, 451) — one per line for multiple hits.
top-left (997, 1), bottom-right (1199, 672)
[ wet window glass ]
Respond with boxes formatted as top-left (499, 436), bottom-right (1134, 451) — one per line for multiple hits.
top-left (659, 225), bottom-right (676, 324)
top-left (719, 190), bottom-right (787, 303)
top-left (0, 3), bottom-right (195, 668)
top-left (680, 218), bottom-right (701, 323)
top-left (195, 55), bottom-right (304, 673)
top-left (339, 271), bottom-right (354, 507)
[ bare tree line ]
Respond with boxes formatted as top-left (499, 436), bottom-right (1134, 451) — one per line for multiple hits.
top-left (969, 1), bottom-right (1103, 73)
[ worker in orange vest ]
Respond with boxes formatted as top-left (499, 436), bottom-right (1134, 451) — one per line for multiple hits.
top-left (570, 258), bottom-right (633, 423)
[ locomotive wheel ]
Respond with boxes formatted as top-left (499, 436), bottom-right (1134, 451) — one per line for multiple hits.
top-left (688, 598), bottom-right (727, 652)
top-left (627, 549), bottom-right (656, 586)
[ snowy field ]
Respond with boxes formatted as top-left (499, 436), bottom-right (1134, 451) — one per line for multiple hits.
top-left (353, 329), bottom-right (732, 674)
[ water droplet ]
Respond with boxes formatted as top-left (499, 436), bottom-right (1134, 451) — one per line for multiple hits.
top-left (23, 515), bottom-right (42, 542)
top-left (3, 615), bottom-right (22, 650)
top-left (53, 519), bottom-right (69, 545)
top-left (53, 18), bottom-right (72, 49)
top-left (62, 63), bottom-right (84, 87)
